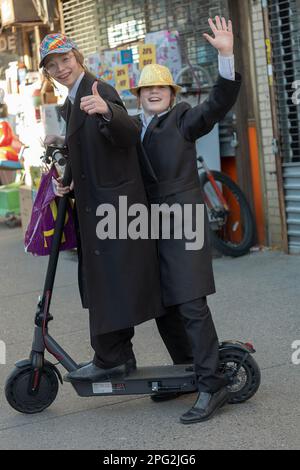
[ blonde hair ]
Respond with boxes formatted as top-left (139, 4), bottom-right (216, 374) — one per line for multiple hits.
top-left (42, 49), bottom-right (88, 90)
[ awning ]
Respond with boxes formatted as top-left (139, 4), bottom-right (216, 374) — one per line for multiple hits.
top-left (0, 0), bottom-right (43, 27)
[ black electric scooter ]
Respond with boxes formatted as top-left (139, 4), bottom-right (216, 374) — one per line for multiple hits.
top-left (5, 147), bottom-right (261, 414)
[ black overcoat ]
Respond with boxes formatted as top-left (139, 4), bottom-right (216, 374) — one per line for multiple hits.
top-left (60, 72), bottom-right (163, 335)
top-left (136, 73), bottom-right (242, 307)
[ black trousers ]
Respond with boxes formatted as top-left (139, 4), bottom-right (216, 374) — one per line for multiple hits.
top-left (158, 297), bottom-right (227, 393)
top-left (91, 328), bottom-right (135, 369)
top-left (91, 297), bottom-right (226, 393)
top-left (90, 310), bottom-right (192, 369)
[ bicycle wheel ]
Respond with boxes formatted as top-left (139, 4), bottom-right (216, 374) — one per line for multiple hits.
top-left (199, 171), bottom-right (255, 257)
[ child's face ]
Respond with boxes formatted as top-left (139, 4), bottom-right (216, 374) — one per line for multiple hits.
top-left (140, 86), bottom-right (173, 115)
top-left (44, 51), bottom-right (83, 90)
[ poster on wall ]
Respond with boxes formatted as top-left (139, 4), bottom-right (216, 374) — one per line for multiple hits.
top-left (114, 65), bottom-right (130, 91)
top-left (144, 30), bottom-right (182, 79)
top-left (86, 50), bottom-right (122, 87)
top-left (103, 50), bottom-right (121, 86)
top-left (128, 63), bottom-right (139, 88)
top-left (120, 49), bottom-right (133, 65)
top-left (85, 30), bottom-right (182, 99)
top-left (139, 44), bottom-right (156, 69)
top-left (86, 51), bottom-right (139, 98)
top-left (120, 63), bottom-right (140, 99)
top-left (85, 53), bottom-right (101, 77)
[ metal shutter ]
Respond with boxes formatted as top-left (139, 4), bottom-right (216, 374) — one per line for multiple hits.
top-left (62, 0), bottom-right (99, 55)
top-left (268, 0), bottom-right (300, 252)
top-left (268, 0), bottom-right (300, 163)
top-left (283, 162), bottom-right (300, 252)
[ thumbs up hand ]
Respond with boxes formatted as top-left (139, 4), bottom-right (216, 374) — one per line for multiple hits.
top-left (80, 81), bottom-right (111, 116)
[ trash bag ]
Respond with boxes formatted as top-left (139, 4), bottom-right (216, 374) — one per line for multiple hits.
top-left (24, 165), bottom-right (77, 256)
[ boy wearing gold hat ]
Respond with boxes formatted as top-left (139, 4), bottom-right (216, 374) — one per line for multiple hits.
top-left (131, 17), bottom-right (242, 424)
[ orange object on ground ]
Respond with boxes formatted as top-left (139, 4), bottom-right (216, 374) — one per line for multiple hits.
top-left (0, 121), bottom-right (13, 147)
top-left (221, 127), bottom-right (266, 247)
top-left (11, 133), bottom-right (22, 154)
top-left (0, 121), bottom-right (22, 161)
top-left (248, 123), bottom-right (266, 245)
top-left (221, 157), bottom-right (242, 244)
top-left (0, 146), bottom-right (19, 161)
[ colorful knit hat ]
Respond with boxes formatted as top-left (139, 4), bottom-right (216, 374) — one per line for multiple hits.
top-left (39, 33), bottom-right (78, 68)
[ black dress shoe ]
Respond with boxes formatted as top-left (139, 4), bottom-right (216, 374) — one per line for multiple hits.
top-left (64, 358), bottom-right (137, 383)
top-left (151, 390), bottom-right (196, 402)
top-left (180, 386), bottom-right (229, 424)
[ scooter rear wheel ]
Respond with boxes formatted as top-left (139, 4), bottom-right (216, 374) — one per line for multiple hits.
top-left (219, 349), bottom-right (261, 404)
top-left (5, 365), bottom-right (59, 414)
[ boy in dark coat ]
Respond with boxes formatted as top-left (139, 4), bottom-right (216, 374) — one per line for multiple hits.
top-left (39, 33), bottom-right (168, 382)
top-left (130, 16), bottom-right (242, 423)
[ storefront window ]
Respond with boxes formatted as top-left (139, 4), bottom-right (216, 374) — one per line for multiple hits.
top-left (0, 32), bottom-right (18, 80)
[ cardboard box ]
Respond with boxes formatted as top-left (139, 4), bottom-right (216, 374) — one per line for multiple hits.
top-left (29, 166), bottom-right (41, 190)
top-left (41, 92), bottom-right (57, 105)
top-left (19, 185), bottom-right (36, 238)
top-left (41, 80), bottom-right (58, 105)
top-left (41, 104), bottom-right (66, 137)
top-left (0, 0), bottom-right (40, 27)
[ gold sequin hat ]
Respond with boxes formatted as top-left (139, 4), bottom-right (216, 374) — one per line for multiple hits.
top-left (130, 64), bottom-right (181, 95)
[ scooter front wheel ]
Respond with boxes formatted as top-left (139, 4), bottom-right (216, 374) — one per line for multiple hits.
top-left (219, 349), bottom-right (261, 404)
top-left (5, 365), bottom-right (59, 414)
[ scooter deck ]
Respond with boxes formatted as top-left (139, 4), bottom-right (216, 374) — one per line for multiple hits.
top-left (68, 364), bottom-right (197, 397)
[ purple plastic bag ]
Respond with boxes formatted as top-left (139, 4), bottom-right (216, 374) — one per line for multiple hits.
top-left (24, 165), bottom-right (77, 256)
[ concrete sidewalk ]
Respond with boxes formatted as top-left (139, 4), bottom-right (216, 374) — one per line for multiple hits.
top-left (0, 224), bottom-right (299, 450)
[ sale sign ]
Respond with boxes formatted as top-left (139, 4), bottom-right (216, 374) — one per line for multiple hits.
top-left (114, 65), bottom-right (130, 91)
top-left (139, 44), bottom-right (156, 70)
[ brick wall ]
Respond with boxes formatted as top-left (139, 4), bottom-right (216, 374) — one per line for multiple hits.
top-left (249, 0), bottom-right (284, 247)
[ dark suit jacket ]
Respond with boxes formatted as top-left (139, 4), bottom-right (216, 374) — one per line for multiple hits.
top-left (135, 73), bottom-right (242, 306)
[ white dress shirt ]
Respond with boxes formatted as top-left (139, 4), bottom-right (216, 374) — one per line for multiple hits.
top-left (68, 72), bottom-right (85, 104)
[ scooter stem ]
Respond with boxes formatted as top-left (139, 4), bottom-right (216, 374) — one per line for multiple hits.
top-left (40, 162), bottom-right (73, 313)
